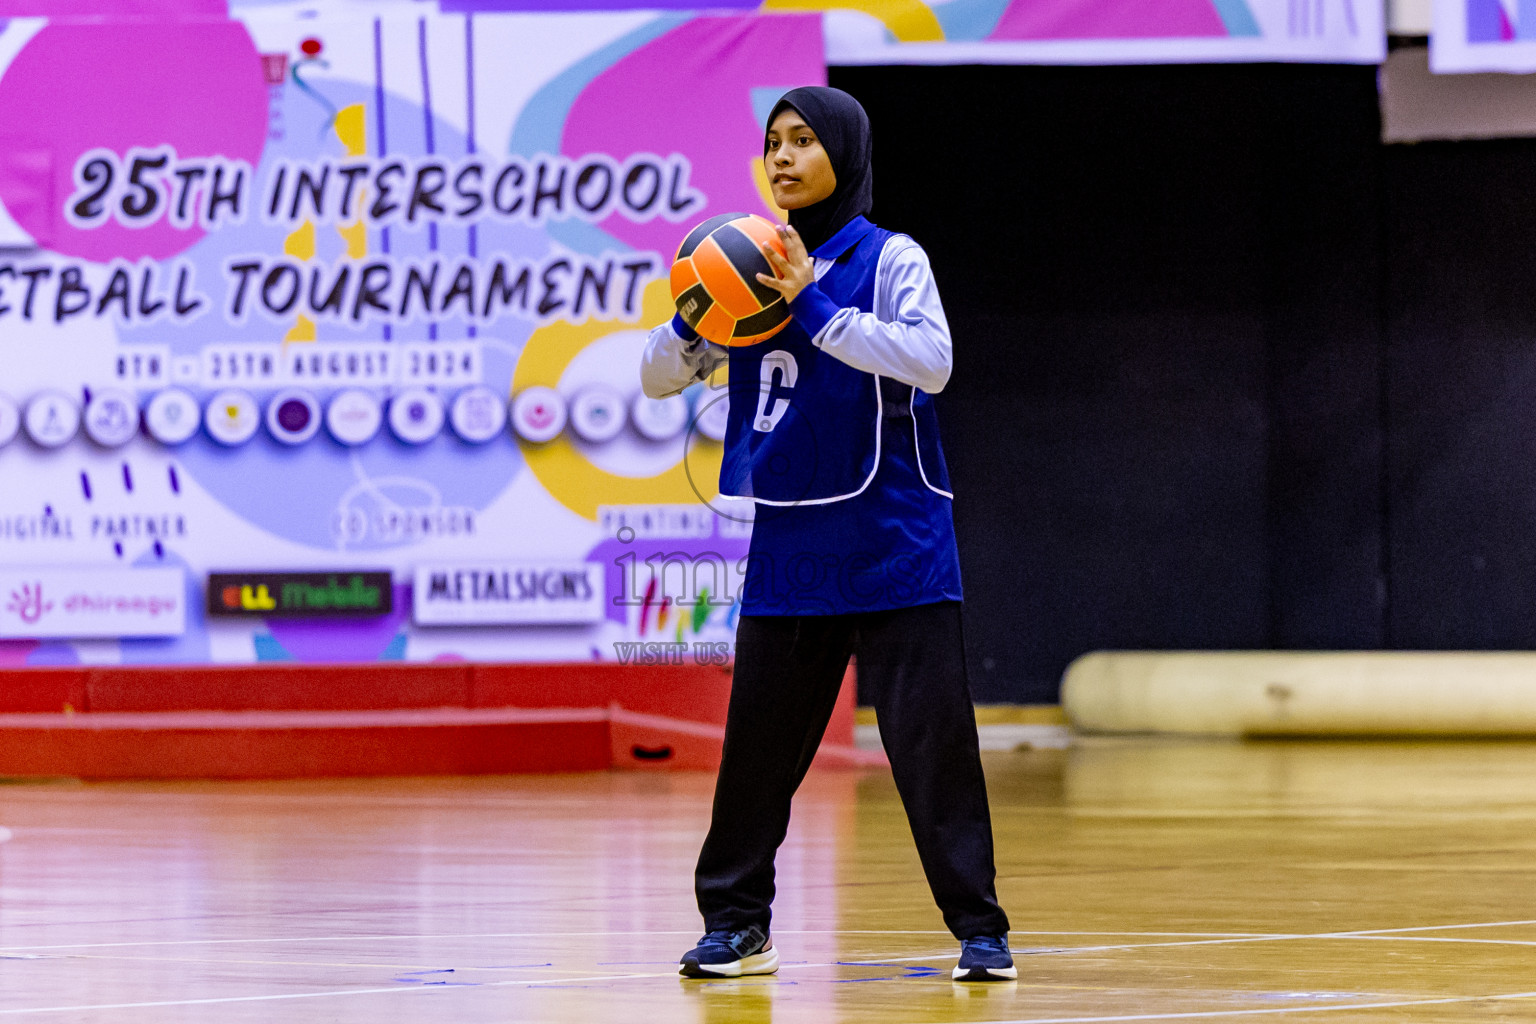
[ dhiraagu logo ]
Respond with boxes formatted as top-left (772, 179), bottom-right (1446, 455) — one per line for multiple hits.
top-left (6, 582), bottom-right (52, 625)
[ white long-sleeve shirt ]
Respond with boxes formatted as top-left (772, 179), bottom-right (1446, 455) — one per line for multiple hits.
top-left (639, 234), bottom-right (952, 399)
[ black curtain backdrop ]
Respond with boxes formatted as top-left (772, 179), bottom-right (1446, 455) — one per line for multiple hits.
top-left (1384, 140), bottom-right (1536, 650)
top-left (828, 64), bottom-right (1391, 703)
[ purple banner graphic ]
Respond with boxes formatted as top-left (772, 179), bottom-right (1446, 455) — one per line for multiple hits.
top-left (1433, 0), bottom-right (1536, 71)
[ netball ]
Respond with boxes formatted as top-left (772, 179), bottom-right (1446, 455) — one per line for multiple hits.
top-left (669, 212), bottom-right (792, 346)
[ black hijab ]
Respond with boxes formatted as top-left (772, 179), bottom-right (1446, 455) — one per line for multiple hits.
top-left (766, 86), bottom-right (873, 255)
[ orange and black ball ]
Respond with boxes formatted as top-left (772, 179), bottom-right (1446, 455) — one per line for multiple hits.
top-left (669, 213), bottom-right (791, 347)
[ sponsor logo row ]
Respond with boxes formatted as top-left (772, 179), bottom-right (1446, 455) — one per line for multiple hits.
top-left (0, 563), bottom-right (605, 639)
top-left (0, 385), bottom-right (727, 451)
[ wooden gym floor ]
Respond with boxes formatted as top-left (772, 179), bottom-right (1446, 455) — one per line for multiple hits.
top-left (5, 738), bottom-right (1536, 1022)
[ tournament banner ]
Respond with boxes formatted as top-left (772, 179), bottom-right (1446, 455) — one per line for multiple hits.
top-left (1430, 0), bottom-right (1536, 71)
top-left (0, 10), bottom-right (823, 667)
top-left (438, 0), bottom-right (1385, 65)
top-left (816, 0), bottom-right (1385, 65)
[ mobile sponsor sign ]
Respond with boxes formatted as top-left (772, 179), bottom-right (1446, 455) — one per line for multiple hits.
top-left (207, 571), bottom-right (393, 618)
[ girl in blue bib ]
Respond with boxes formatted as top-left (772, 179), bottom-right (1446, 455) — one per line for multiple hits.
top-left (642, 86), bottom-right (1014, 983)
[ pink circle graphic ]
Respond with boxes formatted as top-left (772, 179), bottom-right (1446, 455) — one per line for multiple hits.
top-left (0, 21), bottom-right (269, 262)
top-left (561, 17), bottom-right (825, 258)
top-left (990, 0), bottom-right (1228, 39)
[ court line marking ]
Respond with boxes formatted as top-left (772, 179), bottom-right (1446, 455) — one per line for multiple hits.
top-left (1351, 934), bottom-right (1536, 947)
top-left (955, 989), bottom-right (1536, 1024)
top-left (1013, 918), bottom-right (1536, 957)
top-left (6, 918), bottom-right (1536, 960)
top-left (0, 931), bottom-right (1294, 979)
top-left (791, 931), bottom-right (1536, 969)
top-left (0, 953), bottom-right (976, 1015)
top-left (6, 923), bottom-right (1536, 964)
top-left (6, 924), bottom-right (1536, 1017)
top-left (785, 930), bottom-right (1275, 937)
top-left (0, 928), bottom-right (1274, 953)
top-left (3, 952), bottom-right (1536, 1020)
top-left (0, 930), bottom-right (707, 952)
top-left (14, 954), bottom-right (583, 972)
top-left (0, 969), bottom-right (673, 1016)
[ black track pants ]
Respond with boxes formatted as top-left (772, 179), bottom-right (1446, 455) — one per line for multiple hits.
top-left (694, 600), bottom-right (1010, 940)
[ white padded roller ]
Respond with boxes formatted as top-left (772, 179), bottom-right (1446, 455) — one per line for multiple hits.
top-left (1061, 651), bottom-right (1536, 736)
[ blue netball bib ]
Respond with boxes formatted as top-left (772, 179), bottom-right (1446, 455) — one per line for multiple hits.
top-left (719, 221), bottom-right (889, 504)
top-left (718, 217), bottom-right (964, 614)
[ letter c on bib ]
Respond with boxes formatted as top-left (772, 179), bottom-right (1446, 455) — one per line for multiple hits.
top-left (754, 351), bottom-right (798, 433)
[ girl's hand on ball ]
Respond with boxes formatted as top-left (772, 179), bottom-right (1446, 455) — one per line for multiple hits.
top-left (757, 225), bottom-right (813, 304)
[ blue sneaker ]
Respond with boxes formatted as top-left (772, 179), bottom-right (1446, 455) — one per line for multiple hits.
top-left (952, 935), bottom-right (1016, 981)
top-left (678, 925), bottom-right (779, 978)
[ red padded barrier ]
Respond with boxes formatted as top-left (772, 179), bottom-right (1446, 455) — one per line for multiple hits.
top-left (470, 663), bottom-right (615, 710)
top-left (0, 662), bottom-right (875, 778)
top-left (0, 718), bottom-right (609, 779)
top-left (610, 662), bottom-right (736, 723)
top-left (86, 663), bottom-right (473, 712)
top-left (0, 668), bottom-right (87, 713)
top-left (606, 663), bottom-right (865, 770)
